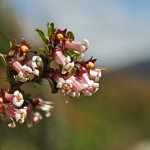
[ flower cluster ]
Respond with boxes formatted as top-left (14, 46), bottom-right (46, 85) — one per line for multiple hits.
top-left (0, 22), bottom-right (105, 127)
top-left (0, 89), bottom-right (53, 127)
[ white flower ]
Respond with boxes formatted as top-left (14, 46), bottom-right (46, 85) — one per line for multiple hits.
top-left (15, 107), bottom-right (27, 124)
top-left (89, 68), bottom-right (101, 82)
top-left (62, 56), bottom-right (74, 74)
top-left (31, 56), bottom-right (43, 76)
top-left (22, 65), bottom-right (32, 73)
top-left (18, 71), bottom-right (28, 82)
top-left (57, 79), bottom-right (72, 94)
top-left (32, 56), bottom-right (43, 68)
top-left (62, 62), bottom-right (74, 74)
top-left (18, 65), bottom-right (33, 82)
top-left (57, 82), bottom-right (63, 88)
top-left (32, 69), bottom-right (39, 76)
top-left (80, 39), bottom-right (89, 52)
top-left (13, 90), bottom-right (24, 107)
top-left (65, 56), bottom-right (71, 63)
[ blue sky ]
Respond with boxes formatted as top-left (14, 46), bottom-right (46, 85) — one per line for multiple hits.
top-left (3, 0), bottom-right (150, 69)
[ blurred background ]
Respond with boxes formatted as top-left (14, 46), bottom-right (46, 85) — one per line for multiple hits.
top-left (0, 0), bottom-right (150, 150)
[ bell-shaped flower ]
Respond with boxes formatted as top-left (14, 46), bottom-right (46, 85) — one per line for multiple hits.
top-left (11, 61), bottom-right (34, 82)
top-left (68, 75), bottom-right (85, 92)
top-left (80, 73), bottom-right (94, 86)
top-left (89, 68), bottom-right (101, 82)
top-left (53, 51), bottom-right (66, 65)
top-left (4, 104), bottom-right (27, 127)
top-left (0, 90), bottom-right (24, 107)
top-left (53, 72), bottom-right (73, 95)
top-left (84, 82), bottom-right (99, 96)
top-left (65, 39), bottom-right (89, 53)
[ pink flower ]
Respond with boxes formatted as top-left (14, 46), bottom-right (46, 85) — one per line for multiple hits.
top-left (65, 39), bottom-right (89, 53)
top-left (0, 90), bottom-right (24, 107)
top-left (68, 75), bottom-right (84, 92)
top-left (84, 83), bottom-right (99, 96)
top-left (53, 51), bottom-right (66, 65)
top-left (11, 61), bottom-right (34, 82)
top-left (4, 104), bottom-right (27, 128)
top-left (80, 73), bottom-right (94, 86)
top-left (61, 56), bottom-right (74, 74)
top-left (53, 72), bottom-right (72, 95)
top-left (26, 56), bottom-right (43, 76)
top-left (25, 97), bottom-right (53, 127)
top-left (89, 68), bottom-right (101, 82)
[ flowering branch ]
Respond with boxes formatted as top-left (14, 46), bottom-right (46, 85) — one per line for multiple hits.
top-left (0, 22), bottom-right (105, 128)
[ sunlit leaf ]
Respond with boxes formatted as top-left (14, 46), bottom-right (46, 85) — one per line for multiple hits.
top-left (35, 28), bottom-right (49, 44)
top-left (47, 22), bottom-right (55, 38)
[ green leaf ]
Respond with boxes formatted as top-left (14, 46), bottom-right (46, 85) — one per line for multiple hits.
top-left (45, 44), bottom-right (50, 53)
top-left (35, 28), bottom-right (49, 44)
top-left (67, 31), bottom-right (75, 41)
top-left (66, 50), bottom-right (81, 58)
top-left (47, 22), bottom-right (55, 38)
top-left (47, 78), bottom-right (58, 93)
top-left (69, 50), bottom-right (81, 56)
top-left (0, 54), bottom-right (7, 66)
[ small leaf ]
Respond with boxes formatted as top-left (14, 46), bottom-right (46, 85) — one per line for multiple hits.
top-left (47, 22), bottom-right (55, 38)
top-left (67, 31), bottom-right (75, 41)
top-left (47, 78), bottom-right (58, 93)
top-left (35, 28), bottom-right (49, 44)
top-left (69, 50), bottom-right (81, 56)
top-left (0, 54), bottom-right (7, 66)
top-left (45, 44), bottom-right (50, 53)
